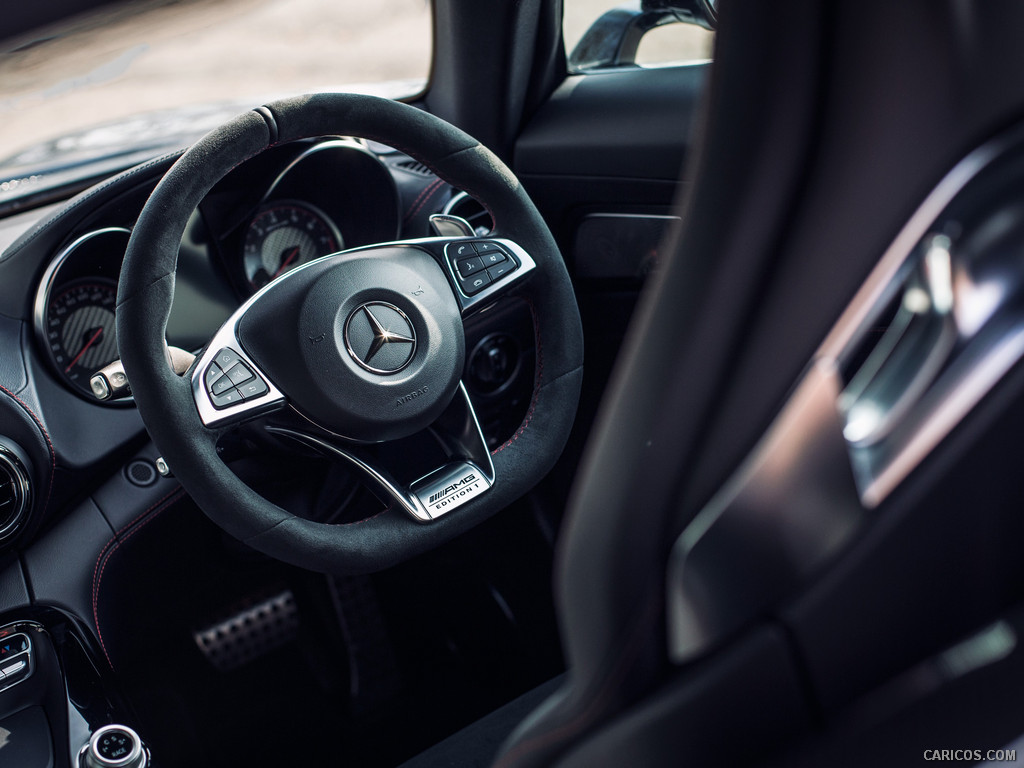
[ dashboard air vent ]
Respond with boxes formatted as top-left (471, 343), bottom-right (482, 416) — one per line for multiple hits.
top-left (443, 191), bottom-right (495, 236)
top-left (0, 442), bottom-right (30, 543)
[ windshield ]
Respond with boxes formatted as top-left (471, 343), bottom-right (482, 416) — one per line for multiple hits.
top-left (0, 0), bottom-right (433, 170)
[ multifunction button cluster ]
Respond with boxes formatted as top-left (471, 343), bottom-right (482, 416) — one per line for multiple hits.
top-left (446, 240), bottom-right (520, 296)
top-left (0, 632), bottom-right (31, 689)
top-left (204, 348), bottom-right (268, 409)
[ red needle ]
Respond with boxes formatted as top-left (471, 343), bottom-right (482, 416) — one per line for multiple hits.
top-left (273, 246), bottom-right (301, 279)
top-left (65, 327), bottom-right (104, 373)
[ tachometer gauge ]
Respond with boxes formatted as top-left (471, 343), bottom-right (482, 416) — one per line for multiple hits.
top-left (45, 279), bottom-right (119, 398)
top-left (243, 201), bottom-right (341, 290)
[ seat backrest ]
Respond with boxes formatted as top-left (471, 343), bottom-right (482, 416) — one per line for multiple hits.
top-left (495, 0), bottom-right (1024, 765)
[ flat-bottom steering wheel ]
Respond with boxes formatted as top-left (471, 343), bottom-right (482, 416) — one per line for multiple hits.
top-left (116, 94), bottom-right (584, 573)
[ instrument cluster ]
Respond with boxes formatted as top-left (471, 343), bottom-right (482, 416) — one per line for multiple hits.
top-left (32, 138), bottom-right (414, 402)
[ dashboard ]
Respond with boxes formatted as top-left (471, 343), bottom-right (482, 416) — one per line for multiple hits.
top-left (32, 138), bottom-right (436, 401)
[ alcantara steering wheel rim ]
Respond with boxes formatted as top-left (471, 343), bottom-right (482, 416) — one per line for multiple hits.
top-left (116, 93), bottom-right (584, 574)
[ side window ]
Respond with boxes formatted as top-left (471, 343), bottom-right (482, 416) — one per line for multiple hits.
top-left (564, 0), bottom-right (715, 72)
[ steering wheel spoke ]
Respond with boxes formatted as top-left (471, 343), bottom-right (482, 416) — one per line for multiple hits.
top-left (265, 383), bottom-right (494, 522)
top-left (436, 236), bottom-right (537, 316)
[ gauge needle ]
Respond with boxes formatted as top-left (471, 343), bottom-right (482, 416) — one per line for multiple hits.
top-left (65, 327), bottom-right (104, 373)
top-left (273, 246), bottom-right (301, 279)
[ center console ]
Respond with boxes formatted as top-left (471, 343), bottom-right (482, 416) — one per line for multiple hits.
top-left (0, 611), bottom-right (150, 768)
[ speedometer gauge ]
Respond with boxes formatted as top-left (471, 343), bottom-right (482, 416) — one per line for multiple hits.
top-left (243, 202), bottom-right (341, 290)
top-left (45, 280), bottom-right (119, 398)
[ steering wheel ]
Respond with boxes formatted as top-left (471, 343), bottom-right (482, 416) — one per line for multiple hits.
top-left (116, 93), bottom-right (583, 573)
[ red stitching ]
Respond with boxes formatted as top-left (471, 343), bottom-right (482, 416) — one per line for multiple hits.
top-left (492, 299), bottom-right (543, 455)
top-left (91, 486), bottom-right (184, 624)
top-left (404, 177), bottom-right (445, 222)
top-left (90, 486), bottom-right (183, 604)
top-left (337, 506), bottom-right (391, 526)
top-left (388, 143), bottom-right (497, 224)
top-left (344, 131), bottom-right (500, 231)
top-left (0, 385), bottom-right (55, 515)
top-left (220, 139), bottom-right (280, 180)
top-left (91, 489), bottom-right (388, 670)
top-left (92, 488), bottom-right (185, 670)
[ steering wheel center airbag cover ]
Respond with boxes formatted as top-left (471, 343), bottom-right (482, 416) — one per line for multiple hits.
top-left (237, 246), bottom-right (464, 442)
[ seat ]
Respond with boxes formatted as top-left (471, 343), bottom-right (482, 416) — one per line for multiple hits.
top-left (408, 1), bottom-right (1024, 765)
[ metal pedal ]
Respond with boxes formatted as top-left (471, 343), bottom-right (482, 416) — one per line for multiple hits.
top-left (193, 590), bottom-right (298, 671)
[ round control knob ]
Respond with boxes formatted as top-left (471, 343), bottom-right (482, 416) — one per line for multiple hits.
top-left (83, 724), bottom-right (147, 768)
top-left (469, 334), bottom-right (520, 395)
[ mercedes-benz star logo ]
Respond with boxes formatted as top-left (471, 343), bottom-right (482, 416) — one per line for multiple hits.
top-left (344, 302), bottom-right (417, 374)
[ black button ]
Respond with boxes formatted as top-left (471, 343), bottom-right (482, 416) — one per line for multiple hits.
top-left (97, 729), bottom-right (134, 761)
top-left (238, 378), bottom-right (269, 400)
top-left (450, 242), bottom-right (476, 260)
top-left (212, 388), bottom-right (244, 409)
top-left (205, 363), bottom-right (224, 388)
top-left (210, 376), bottom-right (235, 396)
top-left (480, 250), bottom-right (507, 267)
top-left (460, 271), bottom-right (492, 295)
top-left (214, 348), bottom-right (240, 370)
top-left (473, 241), bottom-right (502, 256)
top-left (487, 261), bottom-right (516, 281)
top-left (225, 362), bottom-right (254, 386)
top-left (0, 655), bottom-right (27, 684)
top-left (457, 256), bottom-right (485, 276)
